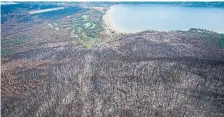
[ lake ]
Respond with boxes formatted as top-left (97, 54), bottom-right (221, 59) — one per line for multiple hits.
top-left (109, 4), bottom-right (224, 33)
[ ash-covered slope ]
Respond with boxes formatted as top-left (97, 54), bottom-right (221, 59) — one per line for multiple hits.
top-left (1, 30), bottom-right (224, 117)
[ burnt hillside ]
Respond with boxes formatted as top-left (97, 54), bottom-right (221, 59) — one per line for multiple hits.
top-left (1, 30), bottom-right (224, 117)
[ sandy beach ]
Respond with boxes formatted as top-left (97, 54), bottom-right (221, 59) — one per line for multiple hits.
top-left (103, 6), bottom-right (127, 34)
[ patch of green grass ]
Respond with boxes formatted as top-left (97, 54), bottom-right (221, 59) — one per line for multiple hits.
top-left (78, 27), bottom-right (82, 33)
top-left (48, 23), bottom-right (54, 28)
top-left (70, 29), bottom-right (79, 38)
top-left (81, 32), bottom-right (88, 39)
top-left (84, 22), bottom-right (92, 28)
top-left (64, 9), bottom-right (106, 48)
top-left (82, 15), bottom-right (90, 21)
top-left (78, 38), bottom-right (98, 48)
top-left (53, 22), bottom-right (58, 26)
top-left (89, 22), bottom-right (96, 29)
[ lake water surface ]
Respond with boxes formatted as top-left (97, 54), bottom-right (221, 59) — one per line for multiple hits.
top-left (109, 4), bottom-right (224, 33)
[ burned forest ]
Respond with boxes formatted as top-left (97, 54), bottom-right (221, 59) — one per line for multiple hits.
top-left (2, 29), bottom-right (224, 117)
top-left (1, 2), bottom-right (224, 117)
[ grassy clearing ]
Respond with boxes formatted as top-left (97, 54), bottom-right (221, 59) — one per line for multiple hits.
top-left (60, 9), bottom-right (105, 48)
top-left (48, 24), bottom-right (54, 28)
top-left (82, 15), bottom-right (90, 21)
top-left (90, 22), bottom-right (96, 29)
top-left (84, 22), bottom-right (92, 28)
top-left (78, 38), bottom-right (101, 48)
top-left (70, 29), bottom-right (79, 38)
top-left (78, 27), bottom-right (82, 33)
top-left (48, 22), bottom-right (60, 30)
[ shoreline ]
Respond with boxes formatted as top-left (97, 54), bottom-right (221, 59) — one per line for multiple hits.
top-left (102, 5), bottom-right (224, 35)
top-left (103, 6), bottom-right (128, 34)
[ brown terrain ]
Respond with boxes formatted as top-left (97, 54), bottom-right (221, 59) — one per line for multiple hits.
top-left (1, 2), bottom-right (224, 117)
top-left (2, 27), bottom-right (224, 117)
